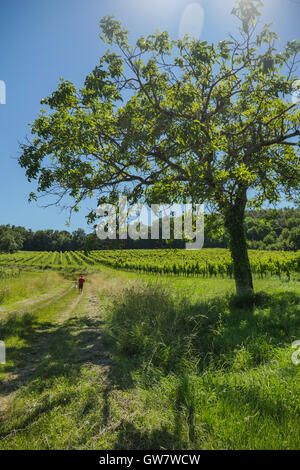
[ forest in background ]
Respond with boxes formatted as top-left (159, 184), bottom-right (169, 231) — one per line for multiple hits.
top-left (0, 207), bottom-right (299, 253)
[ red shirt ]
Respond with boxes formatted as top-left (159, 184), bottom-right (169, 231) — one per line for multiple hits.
top-left (78, 277), bottom-right (85, 286)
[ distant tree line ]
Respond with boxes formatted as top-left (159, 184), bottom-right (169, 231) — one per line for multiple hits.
top-left (0, 227), bottom-right (88, 253)
top-left (204, 207), bottom-right (300, 251)
top-left (0, 207), bottom-right (299, 253)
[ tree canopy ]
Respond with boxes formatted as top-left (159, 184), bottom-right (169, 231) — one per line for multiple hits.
top-left (19, 0), bottom-right (300, 297)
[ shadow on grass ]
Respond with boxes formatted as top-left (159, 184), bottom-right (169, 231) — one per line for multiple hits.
top-left (103, 282), bottom-right (300, 376)
top-left (0, 283), bottom-right (299, 449)
top-left (0, 311), bottom-right (111, 398)
top-left (0, 308), bottom-right (115, 440)
top-left (112, 421), bottom-right (181, 450)
top-left (0, 313), bottom-right (40, 377)
top-left (94, 284), bottom-right (300, 449)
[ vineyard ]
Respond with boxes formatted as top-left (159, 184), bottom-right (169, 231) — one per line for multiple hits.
top-left (0, 249), bottom-right (299, 279)
top-left (0, 267), bottom-right (21, 280)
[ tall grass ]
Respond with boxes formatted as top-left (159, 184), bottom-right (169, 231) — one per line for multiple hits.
top-left (101, 280), bottom-right (300, 449)
top-left (104, 281), bottom-right (300, 373)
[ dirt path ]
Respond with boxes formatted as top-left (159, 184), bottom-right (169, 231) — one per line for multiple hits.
top-left (0, 274), bottom-right (112, 420)
top-left (72, 275), bottom-right (112, 369)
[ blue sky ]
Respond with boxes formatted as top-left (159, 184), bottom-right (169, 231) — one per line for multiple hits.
top-left (0, 0), bottom-right (299, 233)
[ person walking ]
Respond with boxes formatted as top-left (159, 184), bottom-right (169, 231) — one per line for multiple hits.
top-left (78, 275), bottom-right (85, 293)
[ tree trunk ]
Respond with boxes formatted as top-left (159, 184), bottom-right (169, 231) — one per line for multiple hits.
top-left (224, 193), bottom-right (254, 299)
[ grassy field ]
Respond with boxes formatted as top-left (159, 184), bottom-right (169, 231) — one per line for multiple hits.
top-left (0, 270), bottom-right (68, 308)
top-left (0, 257), bottom-right (299, 450)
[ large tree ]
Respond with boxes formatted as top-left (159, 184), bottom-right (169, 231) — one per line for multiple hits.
top-left (19, 0), bottom-right (300, 298)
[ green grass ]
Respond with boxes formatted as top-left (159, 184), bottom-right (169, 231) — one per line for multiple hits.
top-left (0, 269), bottom-right (299, 449)
top-left (0, 270), bottom-right (68, 308)
top-left (0, 285), bottom-right (77, 382)
top-left (99, 276), bottom-right (300, 449)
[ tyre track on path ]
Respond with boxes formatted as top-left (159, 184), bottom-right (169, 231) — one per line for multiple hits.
top-left (0, 274), bottom-right (113, 421)
top-left (0, 283), bottom-right (74, 319)
top-left (0, 285), bottom-right (82, 418)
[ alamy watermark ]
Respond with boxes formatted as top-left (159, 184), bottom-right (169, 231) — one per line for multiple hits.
top-left (291, 79), bottom-right (300, 105)
top-left (0, 80), bottom-right (6, 104)
top-left (0, 341), bottom-right (6, 364)
top-left (96, 197), bottom-right (204, 249)
top-left (291, 340), bottom-right (300, 365)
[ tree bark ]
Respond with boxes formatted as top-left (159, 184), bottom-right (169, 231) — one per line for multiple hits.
top-left (223, 192), bottom-right (254, 299)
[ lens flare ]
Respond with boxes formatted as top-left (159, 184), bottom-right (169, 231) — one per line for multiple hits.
top-left (179, 3), bottom-right (205, 39)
